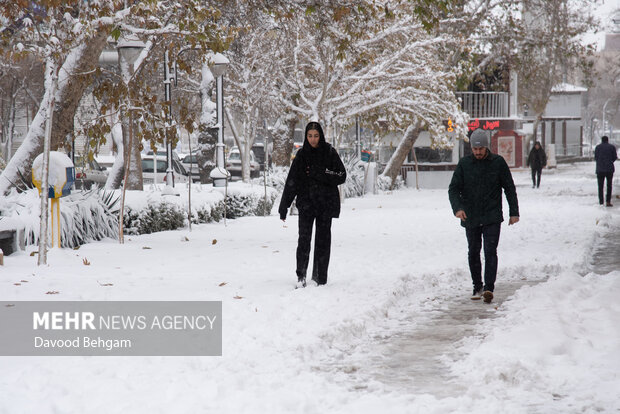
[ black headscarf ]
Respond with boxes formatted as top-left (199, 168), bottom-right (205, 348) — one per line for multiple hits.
top-left (302, 121), bottom-right (329, 169)
top-left (303, 122), bottom-right (327, 151)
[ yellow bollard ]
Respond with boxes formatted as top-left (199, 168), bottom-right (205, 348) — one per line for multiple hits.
top-left (50, 198), bottom-right (61, 248)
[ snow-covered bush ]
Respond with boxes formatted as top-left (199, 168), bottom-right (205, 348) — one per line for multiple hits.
top-left (249, 166), bottom-right (289, 192)
top-left (0, 182), bottom-right (280, 246)
top-left (340, 155), bottom-right (366, 198)
top-left (122, 183), bottom-right (279, 235)
top-left (0, 187), bottom-right (119, 249)
top-left (123, 203), bottom-right (186, 235)
top-left (218, 183), bottom-right (279, 219)
top-left (377, 174), bottom-right (404, 191)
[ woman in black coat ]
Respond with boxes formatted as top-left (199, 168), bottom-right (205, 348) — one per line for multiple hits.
top-left (527, 141), bottom-right (547, 188)
top-left (278, 121), bottom-right (346, 287)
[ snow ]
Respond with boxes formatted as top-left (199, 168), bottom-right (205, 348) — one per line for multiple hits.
top-left (551, 82), bottom-right (588, 93)
top-left (32, 151), bottom-right (74, 190)
top-left (1, 162), bottom-right (619, 413)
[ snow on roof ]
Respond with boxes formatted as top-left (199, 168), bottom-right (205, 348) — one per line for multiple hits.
top-left (551, 83), bottom-right (588, 93)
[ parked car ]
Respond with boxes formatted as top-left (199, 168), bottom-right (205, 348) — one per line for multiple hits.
top-left (181, 153), bottom-right (203, 183)
top-left (146, 149), bottom-right (182, 163)
top-left (226, 148), bottom-right (260, 178)
top-left (141, 155), bottom-right (189, 185)
top-left (251, 142), bottom-right (271, 171)
top-left (74, 156), bottom-right (108, 189)
top-left (291, 142), bottom-right (303, 160)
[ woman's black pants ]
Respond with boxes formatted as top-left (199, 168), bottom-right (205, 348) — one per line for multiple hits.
top-left (296, 214), bottom-right (332, 285)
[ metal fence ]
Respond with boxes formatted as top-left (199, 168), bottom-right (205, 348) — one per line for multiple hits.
top-left (455, 92), bottom-right (509, 119)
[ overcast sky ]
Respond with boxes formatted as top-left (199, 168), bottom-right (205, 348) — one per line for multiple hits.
top-left (584, 0), bottom-right (620, 50)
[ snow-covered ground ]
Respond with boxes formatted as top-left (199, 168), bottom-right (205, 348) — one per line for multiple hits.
top-left (1, 162), bottom-right (619, 414)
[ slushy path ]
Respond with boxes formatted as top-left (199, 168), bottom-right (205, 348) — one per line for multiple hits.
top-left (317, 279), bottom-right (540, 397)
top-left (590, 221), bottom-right (620, 274)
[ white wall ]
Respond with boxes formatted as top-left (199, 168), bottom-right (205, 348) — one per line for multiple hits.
top-left (545, 94), bottom-right (582, 117)
top-left (405, 170), bottom-right (453, 189)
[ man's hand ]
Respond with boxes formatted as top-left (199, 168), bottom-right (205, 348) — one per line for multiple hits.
top-left (455, 210), bottom-right (467, 222)
top-left (509, 216), bottom-right (519, 225)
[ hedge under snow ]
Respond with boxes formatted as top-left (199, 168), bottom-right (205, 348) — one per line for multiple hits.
top-left (0, 182), bottom-right (278, 248)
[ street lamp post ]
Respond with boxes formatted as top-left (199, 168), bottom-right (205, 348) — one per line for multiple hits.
top-left (117, 35), bottom-right (146, 242)
top-left (162, 50), bottom-right (179, 195)
top-left (602, 98), bottom-right (613, 140)
top-left (209, 53), bottom-right (230, 187)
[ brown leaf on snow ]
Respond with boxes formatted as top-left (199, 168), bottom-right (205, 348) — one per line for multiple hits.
top-left (13, 283), bottom-right (21, 286)
top-left (5, 304), bottom-right (15, 307)
top-left (212, 239), bottom-right (217, 245)
top-left (20, 280), bottom-right (28, 283)
top-left (46, 291), bottom-right (59, 295)
top-left (219, 282), bottom-right (227, 287)
top-left (97, 281), bottom-right (113, 287)
top-left (29, 251), bottom-right (37, 256)
top-left (233, 295), bottom-right (243, 299)
top-left (142, 246), bottom-right (152, 250)
top-left (82, 258), bottom-right (91, 266)
top-left (73, 246), bottom-right (80, 250)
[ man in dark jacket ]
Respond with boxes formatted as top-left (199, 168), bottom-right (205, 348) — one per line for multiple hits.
top-left (527, 141), bottom-right (547, 188)
top-left (448, 129), bottom-right (520, 303)
top-left (279, 121), bottom-right (346, 287)
top-left (594, 136), bottom-right (618, 207)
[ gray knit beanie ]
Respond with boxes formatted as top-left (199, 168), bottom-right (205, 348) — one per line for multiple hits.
top-left (469, 129), bottom-right (489, 148)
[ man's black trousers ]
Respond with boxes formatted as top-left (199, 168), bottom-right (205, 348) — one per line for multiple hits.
top-left (296, 213), bottom-right (333, 285)
top-left (597, 172), bottom-right (614, 204)
top-left (465, 223), bottom-right (501, 292)
top-left (531, 167), bottom-right (542, 187)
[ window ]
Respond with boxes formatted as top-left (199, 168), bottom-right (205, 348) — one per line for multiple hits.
top-left (141, 159), bottom-right (167, 173)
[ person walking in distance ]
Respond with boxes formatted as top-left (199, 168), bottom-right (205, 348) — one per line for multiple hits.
top-left (594, 136), bottom-right (618, 207)
top-left (279, 121), bottom-right (347, 288)
top-left (448, 129), bottom-right (520, 303)
top-left (527, 141), bottom-right (547, 188)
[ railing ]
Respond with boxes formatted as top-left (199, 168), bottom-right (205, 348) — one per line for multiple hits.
top-left (455, 92), bottom-right (509, 119)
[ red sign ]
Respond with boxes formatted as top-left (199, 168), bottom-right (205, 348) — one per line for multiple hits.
top-left (468, 119), bottom-right (500, 131)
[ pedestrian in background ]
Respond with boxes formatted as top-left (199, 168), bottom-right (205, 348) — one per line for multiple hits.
top-left (448, 129), bottom-right (520, 304)
top-left (594, 136), bottom-right (618, 207)
top-left (279, 121), bottom-right (347, 288)
top-left (527, 141), bottom-right (547, 188)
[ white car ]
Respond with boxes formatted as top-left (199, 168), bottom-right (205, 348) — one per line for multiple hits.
top-left (226, 148), bottom-right (260, 178)
top-left (141, 155), bottom-right (189, 185)
top-left (74, 156), bottom-right (109, 189)
top-left (181, 153), bottom-right (203, 183)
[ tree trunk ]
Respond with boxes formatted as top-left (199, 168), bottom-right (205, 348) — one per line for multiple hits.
top-left (271, 114), bottom-right (297, 167)
top-left (381, 124), bottom-right (422, 189)
top-left (196, 62), bottom-right (216, 184)
top-left (105, 112), bottom-right (124, 189)
top-left (124, 111), bottom-right (143, 191)
top-left (0, 28), bottom-right (110, 194)
top-left (196, 126), bottom-right (217, 183)
top-left (51, 29), bottom-right (110, 152)
top-left (38, 59), bottom-right (58, 266)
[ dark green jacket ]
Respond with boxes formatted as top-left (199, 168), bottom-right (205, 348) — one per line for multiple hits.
top-left (448, 151), bottom-right (519, 228)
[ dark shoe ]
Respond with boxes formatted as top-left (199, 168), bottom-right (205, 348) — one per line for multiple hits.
top-left (606, 202), bottom-right (613, 207)
top-left (471, 288), bottom-right (484, 300)
top-left (296, 276), bottom-right (306, 289)
top-left (483, 291), bottom-right (494, 303)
